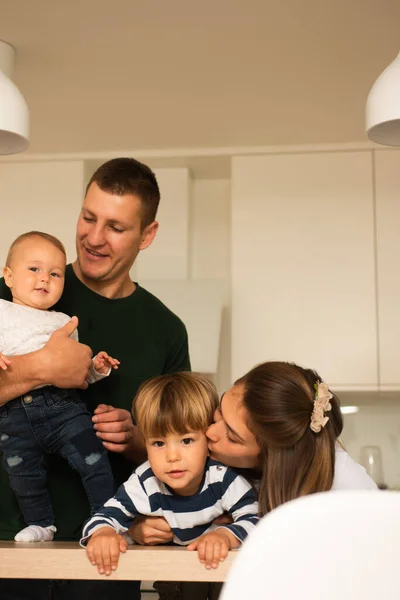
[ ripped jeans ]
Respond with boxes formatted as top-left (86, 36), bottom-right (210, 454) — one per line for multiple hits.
top-left (0, 386), bottom-right (114, 528)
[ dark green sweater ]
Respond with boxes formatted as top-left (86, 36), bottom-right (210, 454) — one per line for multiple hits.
top-left (0, 265), bottom-right (190, 540)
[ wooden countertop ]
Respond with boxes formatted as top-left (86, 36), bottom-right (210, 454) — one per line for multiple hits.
top-left (0, 542), bottom-right (235, 581)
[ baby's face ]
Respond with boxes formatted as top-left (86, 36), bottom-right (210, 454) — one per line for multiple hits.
top-left (4, 237), bottom-right (66, 310)
top-left (146, 430), bottom-right (209, 497)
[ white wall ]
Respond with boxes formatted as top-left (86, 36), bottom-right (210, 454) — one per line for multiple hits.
top-left (134, 168), bottom-right (191, 279)
top-left (190, 179), bottom-right (231, 392)
top-left (0, 161), bottom-right (85, 264)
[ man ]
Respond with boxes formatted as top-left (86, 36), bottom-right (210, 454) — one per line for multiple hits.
top-left (0, 157), bottom-right (191, 600)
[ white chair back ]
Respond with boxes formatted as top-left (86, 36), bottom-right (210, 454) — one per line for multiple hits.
top-left (221, 490), bottom-right (400, 600)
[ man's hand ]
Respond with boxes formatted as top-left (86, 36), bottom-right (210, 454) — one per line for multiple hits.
top-left (0, 352), bottom-right (11, 371)
top-left (129, 516), bottom-right (173, 545)
top-left (40, 317), bottom-right (93, 389)
top-left (187, 529), bottom-right (239, 570)
top-left (93, 404), bottom-right (139, 457)
top-left (86, 526), bottom-right (127, 576)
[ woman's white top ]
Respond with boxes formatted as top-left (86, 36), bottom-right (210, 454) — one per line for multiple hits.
top-left (332, 445), bottom-right (378, 490)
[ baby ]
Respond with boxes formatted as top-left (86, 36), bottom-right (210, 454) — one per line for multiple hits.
top-left (81, 371), bottom-right (259, 574)
top-left (0, 231), bottom-right (119, 542)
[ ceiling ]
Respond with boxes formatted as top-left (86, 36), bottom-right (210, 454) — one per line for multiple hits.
top-left (1, 0), bottom-right (399, 155)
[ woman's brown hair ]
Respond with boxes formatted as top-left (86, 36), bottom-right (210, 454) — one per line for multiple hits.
top-left (236, 361), bottom-right (343, 515)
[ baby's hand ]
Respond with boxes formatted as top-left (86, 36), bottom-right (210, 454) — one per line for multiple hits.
top-left (86, 527), bottom-right (128, 576)
top-left (93, 351), bottom-right (120, 375)
top-left (187, 529), bottom-right (238, 570)
top-left (0, 352), bottom-right (11, 371)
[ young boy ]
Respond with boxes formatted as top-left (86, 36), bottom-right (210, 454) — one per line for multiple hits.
top-left (81, 372), bottom-right (259, 574)
top-left (0, 231), bottom-right (119, 542)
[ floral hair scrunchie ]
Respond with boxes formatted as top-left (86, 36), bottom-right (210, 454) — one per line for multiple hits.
top-left (310, 381), bottom-right (333, 433)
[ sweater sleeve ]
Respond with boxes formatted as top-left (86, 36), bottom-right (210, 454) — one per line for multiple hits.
top-left (163, 322), bottom-right (191, 373)
top-left (80, 470), bottom-right (151, 545)
top-left (218, 469), bottom-right (259, 543)
top-left (86, 357), bottom-right (111, 384)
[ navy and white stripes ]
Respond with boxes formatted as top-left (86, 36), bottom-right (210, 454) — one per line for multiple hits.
top-left (81, 458), bottom-right (258, 546)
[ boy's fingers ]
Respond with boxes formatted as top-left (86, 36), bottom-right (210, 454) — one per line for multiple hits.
top-left (102, 546), bottom-right (113, 574)
top-left (94, 547), bottom-right (104, 573)
top-left (86, 545), bottom-right (95, 565)
top-left (197, 540), bottom-right (206, 563)
top-left (110, 544), bottom-right (120, 571)
top-left (212, 542), bottom-right (222, 569)
top-left (204, 541), bottom-right (215, 568)
top-left (220, 542), bottom-right (229, 561)
top-left (187, 540), bottom-right (198, 551)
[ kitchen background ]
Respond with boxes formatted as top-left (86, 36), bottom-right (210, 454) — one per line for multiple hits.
top-left (1, 1), bottom-right (400, 490)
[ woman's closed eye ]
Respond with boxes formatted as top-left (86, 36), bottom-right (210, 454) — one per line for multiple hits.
top-left (227, 432), bottom-right (240, 444)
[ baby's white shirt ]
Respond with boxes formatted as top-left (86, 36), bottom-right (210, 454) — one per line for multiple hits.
top-left (0, 299), bottom-right (78, 355)
top-left (0, 299), bottom-right (107, 384)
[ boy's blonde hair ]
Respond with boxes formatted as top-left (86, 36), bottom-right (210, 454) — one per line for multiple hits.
top-left (133, 372), bottom-right (219, 439)
top-left (6, 231), bottom-right (66, 266)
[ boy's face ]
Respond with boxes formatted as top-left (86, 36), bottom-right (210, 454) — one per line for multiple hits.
top-left (146, 430), bottom-right (209, 496)
top-left (3, 237), bottom-right (66, 310)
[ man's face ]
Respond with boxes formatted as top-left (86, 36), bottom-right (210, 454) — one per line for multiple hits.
top-left (75, 182), bottom-right (158, 286)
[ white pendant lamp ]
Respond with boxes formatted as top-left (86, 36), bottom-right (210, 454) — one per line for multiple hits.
top-left (0, 40), bottom-right (30, 154)
top-left (366, 51), bottom-right (400, 146)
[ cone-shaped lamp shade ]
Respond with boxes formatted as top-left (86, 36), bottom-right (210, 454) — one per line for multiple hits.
top-left (0, 41), bottom-right (29, 154)
top-left (366, 52), bottom-right (400, 146)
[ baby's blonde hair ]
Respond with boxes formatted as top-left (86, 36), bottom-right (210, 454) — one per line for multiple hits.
top-left (133, 372), bottom-right (219, 439)
top-left (6, 231), bottom-right (66, 267)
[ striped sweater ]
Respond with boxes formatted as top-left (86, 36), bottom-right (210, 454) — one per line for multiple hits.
top-left (81, 458), bottom-right (258, 546)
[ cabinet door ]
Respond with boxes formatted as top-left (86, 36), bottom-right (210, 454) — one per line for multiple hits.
top-left (0, 161), bottom-right (85, 263)
top-left (375, 150), bottom-right (400, 389)
top-left (231, 152), bottom-right (377, 389)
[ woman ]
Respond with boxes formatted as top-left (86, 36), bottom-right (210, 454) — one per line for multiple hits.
top-left (207, 361), bottom-right (376, 514)
top-left (132, 361), bottom-right (376, 545)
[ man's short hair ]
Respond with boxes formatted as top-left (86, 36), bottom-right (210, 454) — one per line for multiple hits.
top-left (86, 157), bottom-right (160, 230)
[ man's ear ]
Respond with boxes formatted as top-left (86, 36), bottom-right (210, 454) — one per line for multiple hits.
top-left (139, 221), bottom-right (159, 251)
top-left (3, 266), bottom-right (13, 289)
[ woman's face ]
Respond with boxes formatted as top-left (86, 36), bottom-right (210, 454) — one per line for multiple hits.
top-left (206, 384), bottom-right (261, 469)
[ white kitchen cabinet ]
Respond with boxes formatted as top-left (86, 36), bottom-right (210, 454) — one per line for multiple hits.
top-left (231, 152), bottom-right (378, 389)
top-left (0, 161), bottom-right (85, 263)
top-left (375, 150), bottom-right (400, 390)
top-left (133, 168), bottom-right (191, 279)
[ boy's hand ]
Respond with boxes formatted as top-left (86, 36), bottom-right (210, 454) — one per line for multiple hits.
top-left (93, 351), bottom-right (120, 375)
top-left (0, 353), bottom-right (11, 371)
top-left (187, 529), bottom-right (239, 570)
top-left (86, 527), bottom-right (128, 576)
